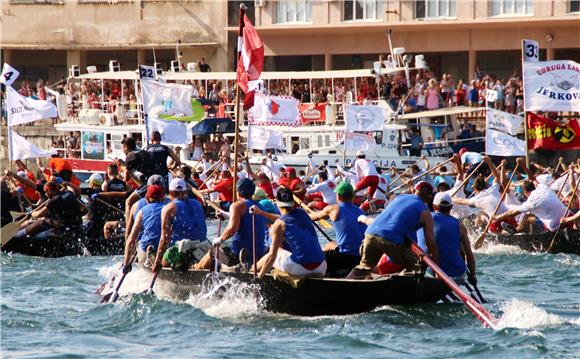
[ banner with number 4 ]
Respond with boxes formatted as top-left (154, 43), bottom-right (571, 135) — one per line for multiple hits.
top-left (1, 63), bottom-right (20, 86)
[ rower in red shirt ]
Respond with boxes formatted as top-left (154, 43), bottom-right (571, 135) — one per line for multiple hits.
top-left (199, 170), bottom-right (234, 210)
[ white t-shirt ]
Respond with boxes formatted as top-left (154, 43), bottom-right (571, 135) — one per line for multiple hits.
top-left (536, 173), bottom-right (552, 186)
top-left (307, 180), bottom-right (337, 205)
top-left (461, 152), bottom-right (483, 166)
top-left (337, 165), bottom-right (359, 186)
top-left (515, 183), bottom-right (566, 232)
top-left (446, 176), bottom-right (473, 219)
top-left (550, 173), bottom-right (577, 197)
top-left (354, 158), bottom-right (378, 178)
top-left (467, 183), bottom-right (508, 217)
top-left (373, 176), bottom-right (388, 201)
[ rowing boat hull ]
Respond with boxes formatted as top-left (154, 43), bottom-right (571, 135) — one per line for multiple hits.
top-left (491, 229), bottom-right (580, 255)
top-left (1, 233), bottom-right (124, 257)
top-left (155, 268), bottom-right (451, 316)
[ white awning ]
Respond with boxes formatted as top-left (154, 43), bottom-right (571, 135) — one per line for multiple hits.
top-left (398, 106), bottom-right (486, 120)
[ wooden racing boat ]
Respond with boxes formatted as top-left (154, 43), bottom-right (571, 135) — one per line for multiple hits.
top-left (150, 267), bottom-right (451, 316)
top-left (1, 229), bottom-right (124, 257)
top-left (490, 229), bottom-right (580, 255)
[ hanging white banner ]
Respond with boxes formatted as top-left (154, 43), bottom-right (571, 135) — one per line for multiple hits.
top-left (148, 117), bottom-right (192, 146)
top-left (345, 132), bottom-right (377, 152)
top-left (486, 109), bottom-right (524, 136)
top-left (523, 60), bottom-right (580, 112)
top-left (6, 86), bottom-right (58, 126)
top-left (247, 126), bottom-right (286, 151)
top-left (485, 89), bottom-right (497, 103)
top-left (248, 93), bottom-right (301, 127)
top-left (8, 128), bottom-right (56, 161)
top-left (1, 63), bottom-right (20, 86)
top-left (344, 105), bottom-right (385, 132)
top-left (141, 79), bottom-right (193, 118)
top-left (485, 128), bottom-right (526, 157)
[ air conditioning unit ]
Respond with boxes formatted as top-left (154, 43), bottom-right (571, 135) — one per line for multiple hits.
top-left (186, 62), bottom-right (197, 72)
top-left (86, 66), bottom-right (97, 74)
top-left (99, 113), bottom-right (114, 126)
top-left (154, 62), bottom-right (163, 75)
top-left (109, 60), bottom-right (120, 72)
top-left (415, 55), bottom-right (426, 69)
top-left (170, 60), bottom-right (180, 73)
top-left (79, 109), bottom-right (102, 125)
top-left (69, 65), bottom-right (80, 78)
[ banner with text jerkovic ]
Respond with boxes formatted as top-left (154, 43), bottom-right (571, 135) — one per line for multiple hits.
top-left (523, 60), bottom-right (580, 112)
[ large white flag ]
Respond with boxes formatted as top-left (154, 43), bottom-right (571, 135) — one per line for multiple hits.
top-left (1, 63), bottom-right (20, 86)
top-left (248, 93), bottom-right (300, 126)
top-left (8, 128), bottom-right (56, 161)
top-left (6, 86), bottom-right (58, 126)
top-left (345, 105), bottom-right (385, 132)
top-left (345, 132), bottom-right (377, 152)
top-left (486, 109), bottom-right (523, 136)
top-left (485, 129), bottom-right (526, 156)
top-left (141, 79), bottom-right (193, 118)
top-left (523, 60), bottom-right (580, 112)
top-left (247, 126), bottom-right (286, 151)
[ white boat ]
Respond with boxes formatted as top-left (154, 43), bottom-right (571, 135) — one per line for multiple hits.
top-left (55, 67), bottom-right (486, 173)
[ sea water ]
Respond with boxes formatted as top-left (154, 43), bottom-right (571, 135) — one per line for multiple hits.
top-left (1, 221), bottom-right (579, 358)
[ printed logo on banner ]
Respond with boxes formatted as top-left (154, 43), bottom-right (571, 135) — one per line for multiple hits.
top-left (523, 60), bottom-right (580, 112)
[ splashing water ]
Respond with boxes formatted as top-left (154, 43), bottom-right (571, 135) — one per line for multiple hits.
top-left (474, 242), bottom-right (527, 255)
top-left (185, 274), bottom-right (264, 319)
top-left (496, 299), bottom-right (579, 330)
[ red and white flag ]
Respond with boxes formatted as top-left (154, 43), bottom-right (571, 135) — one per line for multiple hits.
top-left (248, 93), bottom-right (300, 127)
top-left (236, 9), bottom-right (264, 110)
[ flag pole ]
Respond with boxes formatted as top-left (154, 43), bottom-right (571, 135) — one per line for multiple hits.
top-left (232, 3), bottom-right (246, 202)
top-left (521, 40), bottom-right (530, 167)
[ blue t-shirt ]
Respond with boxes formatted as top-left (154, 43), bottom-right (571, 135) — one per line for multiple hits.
top-left (366, 195), bottom-right (427, 245)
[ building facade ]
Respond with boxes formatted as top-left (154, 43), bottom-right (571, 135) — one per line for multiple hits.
top-left (0, 0), bottom-right (579, 84)
top-left (1, 0), bottom-right (229, 83)
top-left (241, 0), bottom-right (580, 81)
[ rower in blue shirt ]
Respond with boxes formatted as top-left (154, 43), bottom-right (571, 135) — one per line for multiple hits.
top-left (417, 192), bottom-right (477, 285)
top-left (152, 178), bottom-right (207, 273)
top-left (124, 184), bottom-right (166, 269)
top-left (254, 188), bottom-right (327, 278)
top-left (309, 181), bottom-right (366, 276)
top-left (347, 181), bottom-right (440, 279)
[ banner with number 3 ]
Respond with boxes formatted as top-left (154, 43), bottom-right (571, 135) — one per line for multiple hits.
top-left (522, 39), bottom-right (539, 63)
top-left (1, 63), bottom-right (20, 86)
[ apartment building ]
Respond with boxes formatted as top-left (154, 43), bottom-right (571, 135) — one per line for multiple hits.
top-left (1, 0), bottom-right (229, 82)
top-left (1, 0), bottom-right (579, 83)
top-left (238, 0), bottom-right (580, 81)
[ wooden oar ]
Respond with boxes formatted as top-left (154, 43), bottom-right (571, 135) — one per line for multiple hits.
top-left (94, 197), bottom-right (125, 215)
top-left (10, 211), bottom-right (26, 220)
top-left (387, 156), bottom-right (455, 195)
top-left (555, 169), bottom-right (571, 199)
top-left (474, 163), bottom-right (520, 249)
top-left (190, 187), bottom-right (223, 213)
top-left (102, 251), bottom-right (138, 303)
top-left (410, 242), bottom-right (498, 329)
top-left (252, 213), bottom-right (257, 278)
top-left (200, 159), bottom-right (224, 189)
top-left (292, 194), bottom-right (332, 229)
top-left (0, 215), bottom-right (30, 247)
top-left (450, 161), bottom-right (486, 197)
top-left (546, 178), bottom-right (580, 253)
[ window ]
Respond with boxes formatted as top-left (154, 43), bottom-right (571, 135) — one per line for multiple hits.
top-left (343, 0), bottom-right (382, 21)
top-left (415, 0), bottom-right (456, 19)
top-left (490, 0), bottom-right (533, 16)
top-left (570, 0), bottom-right (580, 12)
top-left (275, 0), bottom-right (312, 24)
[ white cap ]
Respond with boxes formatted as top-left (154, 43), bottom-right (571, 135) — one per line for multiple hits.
top-left (85, 173), bottom-right (103, 184)
top-left (169, 178), bottom-right (187, 192)
top-left (433, 192), bottom-right (453, 207)
top-left (16, 171), bottom-right (26, 178)
top-left (356, 150), bottom-right (365, 157)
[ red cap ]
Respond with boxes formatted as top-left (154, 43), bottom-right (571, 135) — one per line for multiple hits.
top-left (414, 181), bottom-right (433, 193)
top-left (146, 184), bottom-right (164, 200)
top-left (286, 167), bottom-right (296, 175)
top-left (459, 147), bottom-right (468, 155)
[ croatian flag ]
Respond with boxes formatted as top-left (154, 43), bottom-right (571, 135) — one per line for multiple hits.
top-left (236, 7), bottom-right (264, 110)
